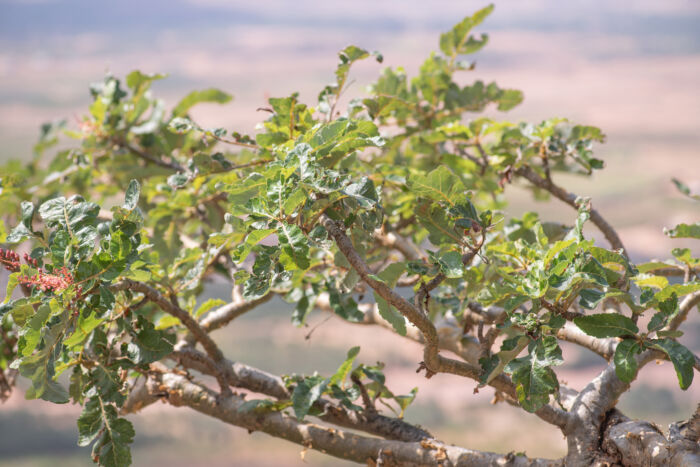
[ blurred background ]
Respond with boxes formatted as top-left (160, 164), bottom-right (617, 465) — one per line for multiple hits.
top-left (0, 0), bottom-right (698, 465)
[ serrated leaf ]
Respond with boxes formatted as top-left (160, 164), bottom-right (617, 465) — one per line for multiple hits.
top-left (278, 223), bottom-right (310, 270)
top-left (408, 166), bottom-right (465, 205)
top-left (613, 339), bottom-right (641, 383)
top-left (93, 404), bottom-right (135, 467)
top-left (505, 338), bottom-right (561, 413)
top-left (291, 375), bottom-right (328, 421)
top-left (655, 283), bottom-right (700, 301)
top-left (77, 398), bottom-right (103, 446)
top-left (438, 250), bottom-right (464, 278)
top-left (651, 338), bottom-right (695, 390)
top-left (574, 313), bottom-right (638, 338)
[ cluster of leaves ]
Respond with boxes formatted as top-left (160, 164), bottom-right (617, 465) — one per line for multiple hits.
top-left (1, 180), bottom-right (177, 465)
top-left (241, 347), bottom-right (416, 421)
top-left (0, 4), bottom-right (698, 466)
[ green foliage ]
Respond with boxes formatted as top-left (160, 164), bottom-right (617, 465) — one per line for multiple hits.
top-left (0, 7), bottom-right (697, 466)
top-left (573, 314), bottom-right (639, 338)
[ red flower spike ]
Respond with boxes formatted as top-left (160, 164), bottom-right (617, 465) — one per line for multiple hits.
top-left (18, 266), bottom-right (74, 293)
top-left (0, 248), bottom-right (21, 272)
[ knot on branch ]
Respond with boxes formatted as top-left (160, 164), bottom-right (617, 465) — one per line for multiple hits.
top-left (416, 361), bottom-right (437, 379)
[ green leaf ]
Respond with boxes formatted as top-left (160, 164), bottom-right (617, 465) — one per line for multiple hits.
top-left (651, 338), bottom-right (695, 390)
top-left (671, 178), bottom-right (700, 201)
top-left (439, 4), bottom-right (494, 57)
top-left (92, 403), bottom-right (135, 467)
top-left (123, 179), bottom-right (140, 211)
top-left (574, 313), bottom-right (639, 338)
top-left (330, 346), bottom-right (360, 386)
top-left (408, 166), bottom-right (465, 205)
top-left (497, 89), bottom-right (523, 111)
top-left (4, 272), bottom-right (20, 304)
top-left (233, 228), bottom-right (275, 263)
top-left (613, 339), bottom-right (641, 383)
top-left (291, 375), bottom-right (328, 421)
top-left (634, 275), bottom-right (668, 290)
top-left (664, 222), bottom-right (700, 239)
top-left (278, 224), bottom-right (310, 270)
top-left (505, 337), bottom-right (562, 412)
top-left (7, 201), bottom-right (36, 243)
top-left (125, 70), bottom-right (166, 93)
top-left (416, 202), bottom-right (463, 246)
top-left (128, 320), bottom-right (175, 364)
top-left (77, 398), bottom-right (103, 447)
top-left (438, 250), bottom-right (464, 278)
top-left (283, 188), bottom-right (307, 214)
top-left (14, 316), bottom-right (70, 403)
top-left (372, 262), bottom-right (407, 336)
top-left (480, 335), bottom-right (528, 385)
top-left (656, 330), bottom-right (683, 338)
top-left (655, 283), bottom-right (700, 301)
top-left (194, 298), bottom-right (227, 318)
top-left (343, 177), bottom-right (379, 209)
top-left (578, 288), bottom-right (606, 310)
top-left (172, 88), bottom-right (232, 117)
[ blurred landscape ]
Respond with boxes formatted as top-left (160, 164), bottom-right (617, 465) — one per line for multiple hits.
top-left (1, 0), bottom-right (699, 465)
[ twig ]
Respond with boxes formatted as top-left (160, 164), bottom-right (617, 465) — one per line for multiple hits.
top-left (515, 166), bottom-right (626, 253)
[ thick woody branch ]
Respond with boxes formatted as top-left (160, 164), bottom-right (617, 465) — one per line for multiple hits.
top-left (515, 166), bottom-right (626, 253)
top-left (156, 371), bottom-right (560, 466)
top-left (601, 411), bottom-right (700, 466)
top-left (556, 322), bottom-right (616, 360)
top-left (165, 346), bottom-right (432, 442)
top-left (564, 341), bottom-right (687, 464)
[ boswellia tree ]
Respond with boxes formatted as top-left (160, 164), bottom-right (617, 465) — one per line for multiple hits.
top-left (0, 5), bottom-right (698, 466)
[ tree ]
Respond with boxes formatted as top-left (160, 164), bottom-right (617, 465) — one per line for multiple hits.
top-left (0, 4), bottom-right (698, 466)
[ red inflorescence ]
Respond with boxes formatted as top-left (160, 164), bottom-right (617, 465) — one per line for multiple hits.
top-left (1, 248), bottom-right (78, 295)
top-left (0, 248), bottom-right (21, 272)
top-left (18, 266), bottom-right (75, 293)
top-left (23, 253), bottom-right (39, 268)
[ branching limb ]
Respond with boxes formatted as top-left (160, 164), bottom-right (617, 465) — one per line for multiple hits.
top-left (667, 290), bottom-right (700, 332)
top-left (601, 410), bottom-right (700, 466)
top-left (165, 345), bottom-right (432, 442)
top-left (556, 322), bottom-right (616, 360)
top-left (564, 339), bottom-right (694, 464)
top-left (320, 215), bottom-right (570, 430)
top-left (515, 166), bottom-right (626, 253)
top-left (153, 371), bottom-right (561, 466)
top-left (110, 280), bottom-right (225, 364)
top-left (200, 293), bottom-right (274, 332)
